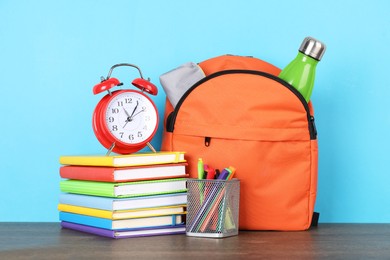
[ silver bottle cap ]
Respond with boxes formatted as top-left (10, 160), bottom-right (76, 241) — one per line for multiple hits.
top-left (299, 37), bottom-right (326, 61)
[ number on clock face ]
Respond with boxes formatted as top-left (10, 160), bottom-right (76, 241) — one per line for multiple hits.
top-left (105, 92), bottom-right (157, 144)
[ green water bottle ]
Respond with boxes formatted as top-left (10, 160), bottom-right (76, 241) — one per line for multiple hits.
top-left (279, 37), bottom-right (326, 102)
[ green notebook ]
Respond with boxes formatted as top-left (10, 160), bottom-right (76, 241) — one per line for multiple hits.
top-left (60, 178), bottom-right (187, 198)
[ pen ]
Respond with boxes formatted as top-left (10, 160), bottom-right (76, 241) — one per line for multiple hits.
top-left (205, 165), bottom-right (216, 179)
top-left (214, 169), bottom-right (220, 179)
top-left (203, 165), bottom-right (215, 199)
top-left (197, 158), bottom-right (205, 204)
top-left (198, 158), bottom-right (204, 180)
top-left (199, 188), bottom-right (226, 232)
top-left (227, 166), bottom-right (236, 180)
top-left (218, 168), bottom-right (231, 180)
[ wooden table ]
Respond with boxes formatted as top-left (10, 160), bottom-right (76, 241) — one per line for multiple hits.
top-left (0, 223), bottom-right (389, 259)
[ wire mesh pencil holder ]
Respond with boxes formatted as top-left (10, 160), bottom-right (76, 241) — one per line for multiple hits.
top-left (186, 179), bottom-right (240, 238)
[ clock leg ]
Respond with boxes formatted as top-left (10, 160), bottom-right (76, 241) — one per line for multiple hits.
top-left (146, 142), bottom-right (157, 153)
top-left (105, 143), bottom-right (116, 156)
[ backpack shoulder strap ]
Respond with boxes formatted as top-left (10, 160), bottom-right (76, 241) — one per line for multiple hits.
top-left (311, 212), bottom-right (320, 227)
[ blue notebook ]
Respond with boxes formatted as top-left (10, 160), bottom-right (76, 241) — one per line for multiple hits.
top-left (59, 193), bottom-right (187, 211)
top-left (59, 212), bottom-right (184, 230)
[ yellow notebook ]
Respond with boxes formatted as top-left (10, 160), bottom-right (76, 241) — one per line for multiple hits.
top-left (59, 151), bottom-right (186, 167)
top-left (58, 204), bottom-right (187, 220)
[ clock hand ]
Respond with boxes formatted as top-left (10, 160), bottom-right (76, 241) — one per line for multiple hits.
top-left (122, 107), bottom-right (131, 128)
top-left (122, 101), bottom-right (139, 128)
top-left (129, 101), bottom-right (139, 119)
top-left (123, 108), bottom-right (145, 128)
top-left (123, 107), bottom-right (131, 118)
top-left (129, 107), bottom-right (145, 119)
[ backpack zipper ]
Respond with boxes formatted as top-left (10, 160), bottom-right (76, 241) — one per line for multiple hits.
top-left (166, 70), bottom-right (317, 140)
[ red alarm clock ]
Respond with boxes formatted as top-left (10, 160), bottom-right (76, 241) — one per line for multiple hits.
top-left (92, 63), bottom-right (159, 154)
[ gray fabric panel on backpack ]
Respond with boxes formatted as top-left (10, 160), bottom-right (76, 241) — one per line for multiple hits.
top-left (159, 62), bottom-right (205, 108)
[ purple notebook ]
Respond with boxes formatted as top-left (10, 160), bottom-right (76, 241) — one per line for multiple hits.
top-left (61, 221), bottom-right (185, 239)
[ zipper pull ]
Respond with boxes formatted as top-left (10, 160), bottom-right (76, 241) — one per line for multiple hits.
top-left (205, 137), bottom-right (211, 147)
top-left (310, 116), bottom-right (317, 139)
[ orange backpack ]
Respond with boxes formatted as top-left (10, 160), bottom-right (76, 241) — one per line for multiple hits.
top-left (161, 55), bottom-right (318, 231)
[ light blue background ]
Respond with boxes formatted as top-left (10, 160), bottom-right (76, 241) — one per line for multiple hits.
top-left (0, 0), bottom-right (389, 222)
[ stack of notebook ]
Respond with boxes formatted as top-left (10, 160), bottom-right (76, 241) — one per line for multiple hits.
top-left (58, 151), bottom-right (188, 239)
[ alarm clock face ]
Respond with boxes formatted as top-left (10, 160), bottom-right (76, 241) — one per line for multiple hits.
top-left (104, 90), bottom-right (158, 146)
